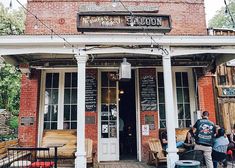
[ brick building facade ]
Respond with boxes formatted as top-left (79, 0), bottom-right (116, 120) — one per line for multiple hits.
top-left (2, 0), bottom-right (235, 167)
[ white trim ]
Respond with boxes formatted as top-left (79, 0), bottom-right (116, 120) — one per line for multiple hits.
top-left (57, 72), bottom-right (64, 129)
top-left (97, 69), bottom-right (101, 163)
top-left (188, 69), bottom-right (196, 125)
top-left (38, 70), bottom-right (46, 147)
top-left (136, 68), bottom-right (141, 162)
top-left (1, 35), bottom-right (235, 46)
top-left (116, 78), bottom-right (120, 161)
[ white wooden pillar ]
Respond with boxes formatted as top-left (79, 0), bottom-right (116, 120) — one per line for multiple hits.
top-left (75, 50), bottom-right (87, 168)
top-left (162, 46), bottom-right (179, 168)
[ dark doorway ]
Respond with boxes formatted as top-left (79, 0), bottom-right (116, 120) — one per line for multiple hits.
top-left (119, 70), bottom-right (137, 160)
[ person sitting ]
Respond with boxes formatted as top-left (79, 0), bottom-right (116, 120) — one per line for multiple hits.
top-left (228, 124), bottom-right (235, 150)
top-left (212, 128), bottom-right (229, 168)
top-left (160, 130), bottom-right (184, 150)
top-left (184, 126), bottom-right (195, 150)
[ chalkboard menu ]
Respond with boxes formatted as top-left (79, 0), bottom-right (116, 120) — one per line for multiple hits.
top-left (85, 70), bottom-right (97, 112)
top-left (139, 69), bottom-right (157, 111)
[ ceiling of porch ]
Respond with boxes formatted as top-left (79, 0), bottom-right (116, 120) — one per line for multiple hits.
top-left (3, 52), bottom-right (215, 68)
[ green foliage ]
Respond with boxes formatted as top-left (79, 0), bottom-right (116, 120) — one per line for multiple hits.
top-left (0, 3), bottom-right (25, 35)
top-left (209, 0), bottom-right (235, 29)
top-left (9, 116), bottom-right (18, 130)
top-left (0, 63), bottom-right (21, 114)
top-left (0, 3), bottom-right (25, 116)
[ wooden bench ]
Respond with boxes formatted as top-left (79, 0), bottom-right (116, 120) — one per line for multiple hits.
top-left (41, 130), bottom-right (95, 165)
top-left (0, 139), bottom-right (31, 167)
top-left (41, 130), bottom-right (77, 159)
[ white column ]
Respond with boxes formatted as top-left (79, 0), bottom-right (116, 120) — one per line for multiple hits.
top-left (75, 50), bottom-right (87, 168)
top-left (162, 46), bottom-right (179, 168)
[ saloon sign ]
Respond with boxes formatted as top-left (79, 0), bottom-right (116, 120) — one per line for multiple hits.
top-left (77, 11), bottom-right (172, 33)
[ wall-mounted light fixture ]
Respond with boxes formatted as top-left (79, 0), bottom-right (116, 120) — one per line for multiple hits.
top-left (19, 63), bottom-right (31, 78)
top-left (119, 58), bottom-right (131, 81)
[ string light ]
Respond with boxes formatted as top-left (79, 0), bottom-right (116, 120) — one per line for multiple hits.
top-left (14, 0), bottom-right (168, 55)
top-left (114, 0), bottom-right (169, 55)
top-left (15, 0), bottom-right (77, 52)
top-left (224, 0), bottom-right (235, 28)
top-left (9, 0), bottom-right (12, 9)
top-left (34, 16), bottom-right (39, 29)
top-left (112, 0), bottom-right (118, 7)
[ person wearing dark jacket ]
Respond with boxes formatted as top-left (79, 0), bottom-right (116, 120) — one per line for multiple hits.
top-left (193, 111), bottom-right (216, 168)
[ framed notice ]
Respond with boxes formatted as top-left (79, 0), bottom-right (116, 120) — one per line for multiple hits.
top-left (139, 69), bottom-right (157, 111)
top-left (85, 70), bottom-right (97, 112)
top-left (145, 115), bottom-right (155, 130)
top-left (142, 125), bottom-right (150, 136)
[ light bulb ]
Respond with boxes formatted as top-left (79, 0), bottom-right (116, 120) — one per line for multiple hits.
top-left (34, 23), bottom-right (38, 29)
top-left (9, 0), bottom-right (12, 9)
top-left (112, 0), bottom-right (117, 7)
top-left (130, 21), bottom-right (134, 27)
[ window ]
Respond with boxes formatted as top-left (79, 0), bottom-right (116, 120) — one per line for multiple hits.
top-left (158, 71), bottom-right (191, 128)
top-left (218, 75), bottom-right (227, 85)
top-left (176, 72), bottom-right (191, 128)
top-left (44, 73), bottom-right (59, 129)
top-left (63, 72), bottom-right (77, 129)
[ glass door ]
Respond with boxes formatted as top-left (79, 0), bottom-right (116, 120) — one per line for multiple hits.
top-left (99, 71), bottom-right (119, 161)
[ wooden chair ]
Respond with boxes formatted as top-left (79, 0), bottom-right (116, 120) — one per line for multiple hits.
top-left (148, 138), bottom-right (167, 167)
top-left (85, 138), bottom-right (95, 165)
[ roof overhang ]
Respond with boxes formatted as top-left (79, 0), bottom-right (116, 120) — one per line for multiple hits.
top-left (0, 34), bottom-right (235, 67)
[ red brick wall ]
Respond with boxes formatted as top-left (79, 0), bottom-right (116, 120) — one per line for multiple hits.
top-left (85, 69), bottom-right (98, 156)
top-left (139, 68), bottom-right (159, 161)
top-left (198, 75), bottom-right (216, 123)
top-left (85, 112), bottom-right (98, 156)
top-left (18, 70), bottom-right (41, 147)
top-left (140, 112), bottom-right (158, 162)
top-left (25, 0), bottom-right (207, 35)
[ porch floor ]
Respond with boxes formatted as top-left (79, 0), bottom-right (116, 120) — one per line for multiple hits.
top-left (94, 160), bottom-right (159, 168)
top-left (57, 160), bottom-right (235, 168)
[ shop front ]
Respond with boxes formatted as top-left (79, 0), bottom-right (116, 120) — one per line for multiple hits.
top-left (1, 0), bottom-right (235, 167)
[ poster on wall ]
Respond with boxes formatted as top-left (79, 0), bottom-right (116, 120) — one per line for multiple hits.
top-left (139, 69), bottom-right (157, 111)
top-left (142, 125), bottom-right (150, 136)
top-left (85, 70), bottom-right (97, 112)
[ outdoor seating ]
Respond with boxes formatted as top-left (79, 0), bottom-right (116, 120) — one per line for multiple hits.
top-left (85, 138), bottom-right (96, 166)
top-left (148, 138), bottom-right (167, 166)
top-left (41, 130), bottom-right (95, 166)
top-left (179, 150), bottom-right (205, 166)
top-left (0, 139), bottom-right (24, 167)
top-left (0, 147), bottom-right (54, 168)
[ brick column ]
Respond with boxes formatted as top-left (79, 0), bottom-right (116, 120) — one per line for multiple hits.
top-left (18, 70), bottom-right (41, 147)
top-left (198, 75), bottom-right (216, 123)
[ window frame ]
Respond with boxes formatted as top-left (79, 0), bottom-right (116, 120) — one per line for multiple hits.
top-left (157, 67), bottom-right (196, 128)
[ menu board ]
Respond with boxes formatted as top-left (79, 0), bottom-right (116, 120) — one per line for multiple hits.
top-left (139, 69), bottom-right (157, 111)
top-left (85, 70), bottom-right (97, 112)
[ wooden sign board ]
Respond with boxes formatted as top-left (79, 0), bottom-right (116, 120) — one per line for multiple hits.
top-left (77, 11), bottom-right (172, 33)
top-left (218, 87), bottom-right (235, 97)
